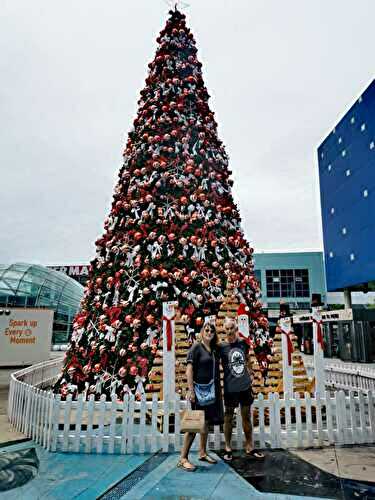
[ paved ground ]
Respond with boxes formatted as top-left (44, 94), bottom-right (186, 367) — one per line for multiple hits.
top-left (293, 445), bottom-right (375, 483)
top-left (0, 441), bottom-right (329, 500)
top-left (0, 368), bottom-right (26, 446)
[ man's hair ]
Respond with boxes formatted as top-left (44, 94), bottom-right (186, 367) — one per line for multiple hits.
top-left (224, 317), bottom-right (236, 329)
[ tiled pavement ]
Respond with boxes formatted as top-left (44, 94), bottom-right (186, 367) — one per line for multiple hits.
top-left (0, 440), bottom-right (331, 500)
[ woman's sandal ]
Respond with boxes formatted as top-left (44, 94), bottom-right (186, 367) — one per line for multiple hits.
top-left (177, 459), bottom-right (197, 472)
top-left (246, 449), bottom-right (264, 459)
top-left (223, 450), bottom-right (233, 462)
top-left (199, 454), bottom-right (217, 464)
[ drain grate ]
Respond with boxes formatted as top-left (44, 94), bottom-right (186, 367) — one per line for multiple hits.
top-left (99, 452), bottom-right (168, 499)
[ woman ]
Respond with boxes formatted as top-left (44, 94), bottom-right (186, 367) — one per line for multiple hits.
top-left (178, 322), bottom-right (223, 471)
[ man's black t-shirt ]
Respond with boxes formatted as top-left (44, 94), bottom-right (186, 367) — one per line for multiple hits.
top-left (219, 339), bottom-right (251, 393)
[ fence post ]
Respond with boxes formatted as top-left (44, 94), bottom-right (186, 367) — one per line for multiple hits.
top-left (50, 394), bottom-right (61, 452)
top-left (312, 307), bottom-right (325, 397)
top-left (335, 391), bottom-right (346, 445)
top-left (162, 301), bottom-right (177, 404)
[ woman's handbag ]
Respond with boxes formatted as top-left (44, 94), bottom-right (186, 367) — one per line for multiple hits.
top-left (193, 356), bottom-right (216, 406)
top-left (180, 408), bottom-right (205, 433)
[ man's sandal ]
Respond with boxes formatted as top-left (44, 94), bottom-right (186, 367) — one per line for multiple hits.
top-left (177, 459), bottom-right (197, 472)
top-left (223, 450), bottom-right (233, 462)
top-left (246, 449), bottom-right (264, 459)
top-left (199, 454), bottom-right (217, 464)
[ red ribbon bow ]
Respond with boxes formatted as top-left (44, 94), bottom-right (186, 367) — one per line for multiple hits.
top-left (281, 329), bottom-right (294, 366)
top-left (162, 315), bottom-right (175, 351)
top-left (313, 318), bottom-right (324, 350)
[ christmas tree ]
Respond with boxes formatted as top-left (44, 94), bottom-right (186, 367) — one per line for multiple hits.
top-left (55, 6), bottom-right (269, 400)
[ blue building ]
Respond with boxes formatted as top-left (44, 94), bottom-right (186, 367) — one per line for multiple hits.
top-left (253, 251), bottom-right (326, 317)
top-left (318, 79), bottom-right (375, 292)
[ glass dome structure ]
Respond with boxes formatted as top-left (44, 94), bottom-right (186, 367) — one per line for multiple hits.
top-left (0, 263), bottom-right (84, 344)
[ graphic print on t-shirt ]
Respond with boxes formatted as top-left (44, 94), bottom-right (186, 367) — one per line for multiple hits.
top-left (229, 347), bottom-right (246, 377)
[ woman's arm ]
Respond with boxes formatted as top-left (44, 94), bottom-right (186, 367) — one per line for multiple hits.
top-left (186, 363), bottom-right (195, 402)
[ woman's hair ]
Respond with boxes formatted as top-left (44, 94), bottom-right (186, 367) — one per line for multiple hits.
top-left (198, 322), bottom-right (219, 350)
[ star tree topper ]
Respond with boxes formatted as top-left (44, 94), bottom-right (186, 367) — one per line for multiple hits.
top-left (164, 0), bottom-right (190, 9)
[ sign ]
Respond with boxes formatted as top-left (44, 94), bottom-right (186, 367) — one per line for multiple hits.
top-left (48, 265), bottom-right (90, 278)
top-left (293, 309), bottom-right (353, 324)
top-left (0, 308), bottom-right (54, 366)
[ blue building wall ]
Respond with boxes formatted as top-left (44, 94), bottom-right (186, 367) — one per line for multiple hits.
top-left (318, 80), bottom-right (375, 291)
top-left (253, 251), bottom-right (327, 310)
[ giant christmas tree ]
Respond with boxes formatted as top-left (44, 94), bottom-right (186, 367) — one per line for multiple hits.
top-left (55, 7), bottom-right (269, 401)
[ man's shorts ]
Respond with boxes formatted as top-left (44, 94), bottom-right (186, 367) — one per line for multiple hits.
top-left (224, 388), bottom-right (254, 409)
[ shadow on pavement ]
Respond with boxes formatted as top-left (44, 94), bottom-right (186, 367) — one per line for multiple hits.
top-left (216, 449), bottom-right (375, 500)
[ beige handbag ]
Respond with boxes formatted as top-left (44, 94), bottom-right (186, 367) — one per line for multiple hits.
top-left (180, 409), bottom-right (205, 433)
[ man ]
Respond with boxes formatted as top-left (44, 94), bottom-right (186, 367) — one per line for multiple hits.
top-left (220, 317), bottom-right (264, 461)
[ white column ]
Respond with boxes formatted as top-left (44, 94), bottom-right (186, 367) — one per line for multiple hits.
top-left (312, 307), bottom-right (325, 396)
top-left (343, 289), bottom-right (352, 309)
top-left (279, 317), bottom-right (294, 397)
top-left (162, 301), bottom-right (176, 403)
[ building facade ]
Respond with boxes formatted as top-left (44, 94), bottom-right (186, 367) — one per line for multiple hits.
top-left (318, 79), bottom-right (375, 291)
top-left (0, 263), bottom-right (84, 345)
top-left (253, 251), bottom-right (327, 317)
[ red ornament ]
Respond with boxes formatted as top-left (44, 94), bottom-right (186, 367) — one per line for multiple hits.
top-left (160, 269), bottom-right (168, 279)
top-left (130, 366), bottom-right (138, 376)
top-left (140, 269), bottom-right (150, 279)
top-left (146, 314), bottom-right (155, 325)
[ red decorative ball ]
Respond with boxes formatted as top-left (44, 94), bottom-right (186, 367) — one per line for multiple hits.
top-left (140, 268), bottom-right (150, 279)
top-left (130, 366), bottom-right (138, 376)
top-left (146, 314), bottom-right (155, 325)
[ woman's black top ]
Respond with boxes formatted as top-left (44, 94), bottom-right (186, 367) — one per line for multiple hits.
top-left (186, 341), bottom-right (224, 425)
top-left (186, 342), bottom-right (219, 384)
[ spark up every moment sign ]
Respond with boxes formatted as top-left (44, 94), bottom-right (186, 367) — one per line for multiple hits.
top-left (0, 308), bottom-right (54, 366)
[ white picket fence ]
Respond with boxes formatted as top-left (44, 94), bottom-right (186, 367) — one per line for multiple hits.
top-left (8, 364), bottom-right (375, 454)
top-left (303, 357), bottom-right (375, 393)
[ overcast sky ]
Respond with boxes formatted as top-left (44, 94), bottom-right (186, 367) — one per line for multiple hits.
top-left (1, 0), bottom-right (374, 266)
